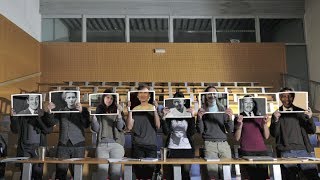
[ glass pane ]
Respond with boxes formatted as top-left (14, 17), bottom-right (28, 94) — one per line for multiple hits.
top-left (130, 18), bottom-right (168, 42)
top-left (216, 18), bottom-right (256, 42)
top-left (174, 18), bottom-right (212, 42)
top-left (42, 18), bottom-right (82, 42)
top-left (87, 18), bottom-right (125, 42)
top-left (260, 19), bottom-right (305, 43)
top-left (286, 45), bottom-right (308, 80)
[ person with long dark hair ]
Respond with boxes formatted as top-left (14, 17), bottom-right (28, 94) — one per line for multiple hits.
top-left (91, 89), bottom-right (125, 180)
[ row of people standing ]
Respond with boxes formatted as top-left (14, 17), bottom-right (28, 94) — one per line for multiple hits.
top-left (10, 85), bottom-right (319, 180)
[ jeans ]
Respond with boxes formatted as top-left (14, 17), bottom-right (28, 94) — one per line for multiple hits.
top-left (96, 143), bottom-right (124, 180)
top-left (280, 150), bottom-right (320, 180)
top-left (204, 141), bottom-right (231, 179)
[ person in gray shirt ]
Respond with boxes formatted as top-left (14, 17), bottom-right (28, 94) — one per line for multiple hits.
top-left (196, 86), bottom-right (234, 179)
top-left (50, 91), bottom-right (90, 180)
top-left (126, 84), bottom-right (161, 179)
top-left (90, 89), bottom-right (125, 180)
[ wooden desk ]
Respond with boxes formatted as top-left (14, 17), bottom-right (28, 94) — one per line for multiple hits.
top-left (112, 158), bottom-right (320, 180)
top-left (12, 157), bottom-right (320, 180)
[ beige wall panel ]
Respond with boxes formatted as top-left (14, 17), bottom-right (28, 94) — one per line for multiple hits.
top-left (41, 43), bottom-right (286, 89)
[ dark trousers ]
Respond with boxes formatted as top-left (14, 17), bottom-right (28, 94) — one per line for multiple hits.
top-left (19, 144), bottom-right (43, 180)
top-left (55, 144), bottom-right (85, 180)
top-left (239, 150), bottom-right (269, 180)
top-left (132, 144), bottom-right (159, 179)
top-left (166, 149), bottom-right (194, 180)
top-left (280, 150), bottom-right (320, 180)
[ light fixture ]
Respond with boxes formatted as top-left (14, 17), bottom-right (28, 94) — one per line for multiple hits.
top-left (154, 48), bottom-right (166, 54)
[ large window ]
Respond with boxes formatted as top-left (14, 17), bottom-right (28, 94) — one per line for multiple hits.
top-left (216, 18), bottom-right (256, 42)
top-left (260, 19), bottom-right (305, 43)
top-left (86, 18), bottom-right (125, 42)
top-left (260, 18), bottom-right (307, 79)
top-left (42, 18), bottom-right (82, 42)
top-left (129, 18), bottom-right (169, 42)
top-left (173, 18), bottom-right (212, 42)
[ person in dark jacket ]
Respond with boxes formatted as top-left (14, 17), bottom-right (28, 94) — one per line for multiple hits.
top-left (196, 86), bottom-right (234, 179)
top-left (50, 91), bottom-right (90, 180)
top-left (11, 101), bottom-right (55, 180)
top-left (270, 87), bottom-right (319, 180)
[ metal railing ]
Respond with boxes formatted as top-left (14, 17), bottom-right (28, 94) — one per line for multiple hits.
top-left (282, 73), bottom-right (320, 112)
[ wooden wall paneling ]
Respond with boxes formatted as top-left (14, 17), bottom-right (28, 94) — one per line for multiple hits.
top-left (0, 15), bottom-right (40, 83)
top-left (41, 43), bottom-right (286, 90)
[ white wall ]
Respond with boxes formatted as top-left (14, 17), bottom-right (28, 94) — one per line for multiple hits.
top-left (305, 0), bottom-right (320, 82)
top-left (0, 0), bottom-right (41, 41)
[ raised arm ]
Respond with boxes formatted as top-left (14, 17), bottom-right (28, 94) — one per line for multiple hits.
top-left (126, 101), bottom-right (134, 131)
top-left (224, 108), bottom-right (234, 133)
top-left (196, 108), bottom-right (206, 134)
top-left (234, 115), bottom-right (243, 141)
top-left (270, 110), bottom-right (281, 137)
top-left (10, 109), bottom-right (20, 134)
top-left (262, 115), bottom-right (270, 139)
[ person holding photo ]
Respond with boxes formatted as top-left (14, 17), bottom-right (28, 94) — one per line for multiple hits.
top-left (161, 92), bottom-right (195, 180)
top-left (196, 86), bottom-right (234, 179)
top-left (126, 83), bottom-right (161, 179)
top-left (270, 87), bottom-right (319, 179)
top-left (49, 91), bottom-right (90, 180)
top-left (234, 95), bottom-right (270, 180)
top-left (90, 89), bottom-right (125, 180)
top-left (11, 98), bottom-right (55, 180)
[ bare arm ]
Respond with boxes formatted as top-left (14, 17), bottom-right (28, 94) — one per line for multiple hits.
top-left (262, 115), bottom-right (270, 139)
top-left (234, 115), bottom-right (243, 141)
top-left (154, 110), bottom-right (161, 129)
top-left (126, 101), bottom-right (134, 131)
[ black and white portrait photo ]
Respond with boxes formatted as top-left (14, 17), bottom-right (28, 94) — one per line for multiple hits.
top-left (167, 119), bottom-right (191, 149)
top-left (238, 97), bottom-right (267, 118)
top-left (89, 93), bottom-right (119, 115)
top-left (164, 98), bottom-right (191, 118)
top-left (199, 92), bottom-right (228, 113)
top-left (11, 94), bottom-right (42, 116)
top-left (278, 91), bottom-right (308, 113)
top-left (49, 91), bottom-right (80, 113)
top-left (128, 90), bottom-right (155, 112)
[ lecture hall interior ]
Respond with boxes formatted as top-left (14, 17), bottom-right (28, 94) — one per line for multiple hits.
top-left (1, 0), bottom-right (320, 179)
